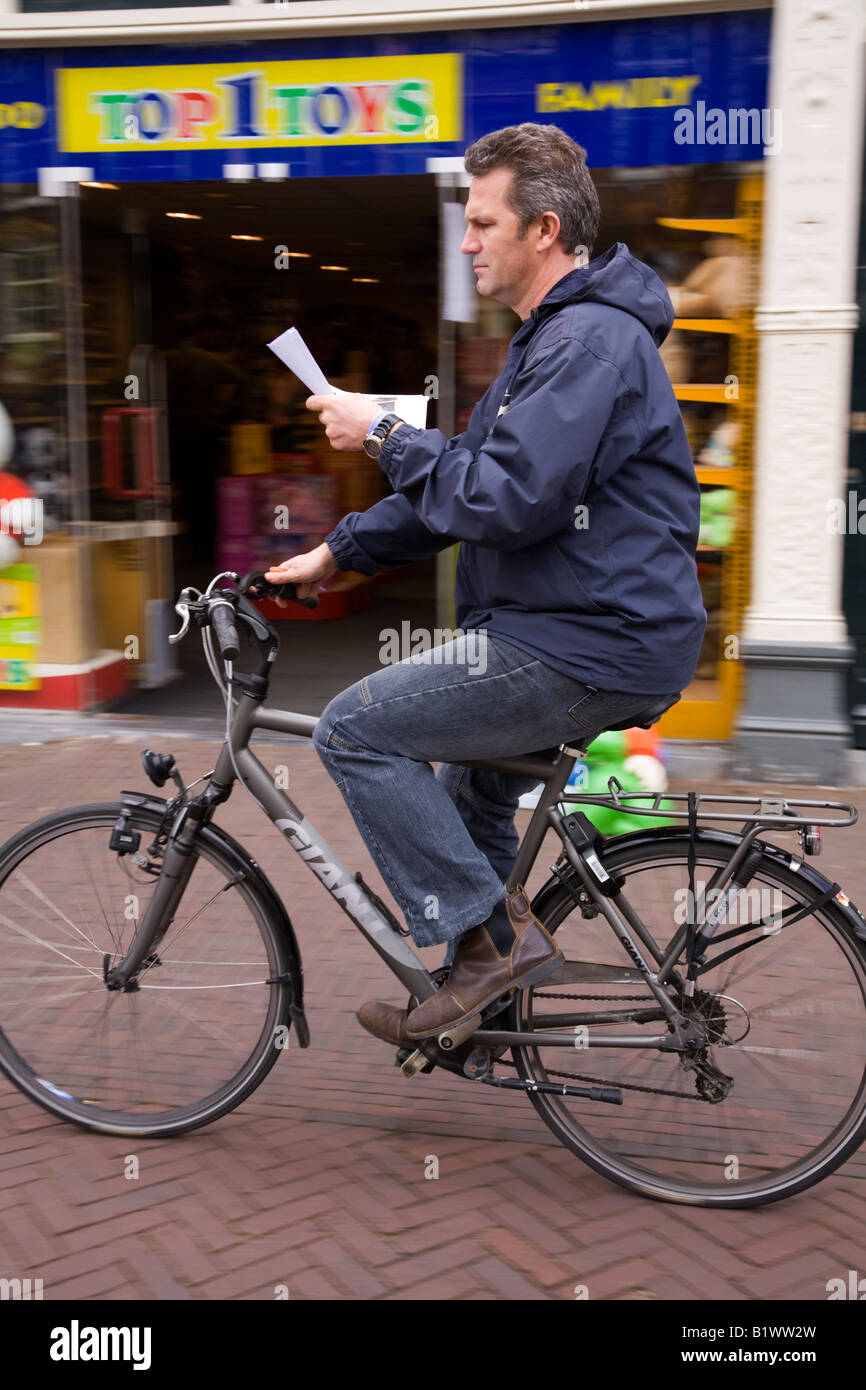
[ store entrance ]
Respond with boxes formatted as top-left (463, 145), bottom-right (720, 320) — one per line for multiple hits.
top-left (77, 173), bottom-right (441, 717)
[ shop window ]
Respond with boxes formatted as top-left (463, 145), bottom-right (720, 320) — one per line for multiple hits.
top-left (452, 160), bottom-right (763, 739)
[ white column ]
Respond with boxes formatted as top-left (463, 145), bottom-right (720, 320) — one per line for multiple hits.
top-left (745, 0), bottom-right (865, 648)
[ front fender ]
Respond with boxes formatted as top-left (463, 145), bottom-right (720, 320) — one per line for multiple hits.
top-left (196, 820), bottom-right (307, 1013)
top-left (120, 789), bottom-right (308, 1030)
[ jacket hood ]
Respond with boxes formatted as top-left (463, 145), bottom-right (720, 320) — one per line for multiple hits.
top-left (535, 241), bottom-right (675, 347)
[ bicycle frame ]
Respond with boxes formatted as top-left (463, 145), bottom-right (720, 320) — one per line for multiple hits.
top-left (124, 685), bottom-right (688, 1051)
top-left (109, 588), bottom-right (858, 1057)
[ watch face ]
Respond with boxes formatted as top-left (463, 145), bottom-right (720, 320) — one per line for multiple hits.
top-left (363, 435), bottom-right (382, 459)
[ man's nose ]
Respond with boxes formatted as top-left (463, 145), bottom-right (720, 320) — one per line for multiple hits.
top-left (461, 228), bottom-right (480, 255)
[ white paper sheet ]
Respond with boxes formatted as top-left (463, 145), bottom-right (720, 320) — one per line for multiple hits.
top-left (266, 326), bottom-right (334, 396)
top-left (366, 394), bottom-right (429, 430)
top-left (266, 328), bottom-right (429, 430)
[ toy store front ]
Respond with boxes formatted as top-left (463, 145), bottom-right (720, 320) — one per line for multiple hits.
top-left (0, 7), bottom-right (771, 735)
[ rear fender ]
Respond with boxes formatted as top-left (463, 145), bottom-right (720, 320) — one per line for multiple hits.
top-left (531, 824), bottom-right (866, 945)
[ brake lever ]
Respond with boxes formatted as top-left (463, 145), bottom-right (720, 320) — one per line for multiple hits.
top-left (168, 587), bottom-right (205, 644)
top-left (168, 601), bottom-right (191, 644)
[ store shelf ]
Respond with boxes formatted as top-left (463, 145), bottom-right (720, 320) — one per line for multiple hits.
top-left (672, 318), bottom-right (741, 334)
top-left (1, 331), bottom-right (62, 343)
top-left (656, 171), bottom-right (763, 742)
top-left (66, 521), bottom-right (180, 540)
top-left (673, 385), bottom-right (734, 403)
top-left (695, 466), bottom-right (740, 486)
top-left (657, 217), bottom-right (746, 236)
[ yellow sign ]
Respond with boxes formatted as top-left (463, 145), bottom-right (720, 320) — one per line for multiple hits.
top-left (57, 54), bottom-right (462, 152)
top-left (0, 563), bottom-right (39, 691)
top-left (0, 102), bottom-right (46, 131)
top-left (537, 75), bottom-right (701, 113)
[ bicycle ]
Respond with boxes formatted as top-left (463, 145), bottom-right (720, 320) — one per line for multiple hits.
top-left (0, 569), bottom-right (864, 1208)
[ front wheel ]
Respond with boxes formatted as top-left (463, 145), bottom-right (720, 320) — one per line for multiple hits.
top-left (0, 802), bottom-right (295, 1136)
top-left (508, 833), bottom-right (866, 1207)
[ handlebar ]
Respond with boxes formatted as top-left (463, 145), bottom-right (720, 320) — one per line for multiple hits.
top-left (168, 570), bottom-right (319, 660)
top-left (209, 597), bottom-right (240, 662)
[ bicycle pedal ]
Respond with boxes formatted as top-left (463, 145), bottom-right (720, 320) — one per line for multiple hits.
top-left (400, 1048), bottom-right (433, 1078)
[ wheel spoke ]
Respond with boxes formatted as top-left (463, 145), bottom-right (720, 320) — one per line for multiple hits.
top-left (512, 844), bottom-right (866, 1205)
top-left (0, 809), bottom-right (286, 1133)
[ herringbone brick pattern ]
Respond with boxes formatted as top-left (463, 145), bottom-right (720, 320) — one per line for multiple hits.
top-left (0, 735), bottom-right (864, 1300)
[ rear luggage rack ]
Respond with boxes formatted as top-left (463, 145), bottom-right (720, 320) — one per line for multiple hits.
top-left (560, 777), bottom-right (858, 830)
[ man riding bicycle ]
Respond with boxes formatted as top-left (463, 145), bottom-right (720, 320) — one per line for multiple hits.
top-left (265, 122), bottom-right (707, 1049)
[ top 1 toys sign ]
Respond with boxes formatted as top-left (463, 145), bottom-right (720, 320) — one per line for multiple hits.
top-left (55, 54), bottom-right (462, 153)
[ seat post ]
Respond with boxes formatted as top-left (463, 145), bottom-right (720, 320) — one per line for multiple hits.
top-left (506, 746), bottom-right (580, 894)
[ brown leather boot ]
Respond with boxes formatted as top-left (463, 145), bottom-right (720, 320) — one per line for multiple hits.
top-left (405, 887), bottom-right (563, 1041)
top-left (356, 1001), bottom-right (413, 1046)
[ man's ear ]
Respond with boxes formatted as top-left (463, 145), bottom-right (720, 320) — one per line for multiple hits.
top-left (537, 210), bottom-right (562, 251)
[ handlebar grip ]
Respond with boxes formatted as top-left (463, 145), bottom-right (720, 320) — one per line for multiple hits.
top-left (210, 598), bottom-right (240, 662)
top-left (284, 587), bottom-right (319, 611)
top-left (240, 572), bottom-right (319, 610)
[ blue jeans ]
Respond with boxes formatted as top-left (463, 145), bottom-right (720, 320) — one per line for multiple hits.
top-left (312, 632), bottom-right (665, 955)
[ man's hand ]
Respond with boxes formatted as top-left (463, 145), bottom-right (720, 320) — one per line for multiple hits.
top-left (306, 391), bottom-right (378, 452)
top-left (264, 542), bottom-right (340, 608)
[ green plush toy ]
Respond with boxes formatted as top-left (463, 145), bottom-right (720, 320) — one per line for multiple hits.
top-left (699, 488), bottom-right (736, 548)
top-left (565, 762), bottom-right (674, 835)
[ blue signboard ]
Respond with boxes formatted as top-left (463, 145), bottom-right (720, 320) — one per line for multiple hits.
top-left (0, 51), bottom-right (54, 181)
top-left (0, 9), bottom-right (771, 184)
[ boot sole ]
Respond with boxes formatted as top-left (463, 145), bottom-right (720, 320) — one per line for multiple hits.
top-left (355, 1011), bottom-right (410, 1048)
top-left (406, 947), bottom-right (565, 1042)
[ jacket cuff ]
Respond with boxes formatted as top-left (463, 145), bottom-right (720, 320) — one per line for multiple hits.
top-left (323, 520), bottom-right (382, 576)
top-left (379, 422), bottom-right (422, 486)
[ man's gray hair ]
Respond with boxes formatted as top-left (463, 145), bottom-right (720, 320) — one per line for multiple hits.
top-left (464, 123), bottom-right (601, 256)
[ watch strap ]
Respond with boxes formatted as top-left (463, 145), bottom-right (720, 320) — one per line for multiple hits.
top-left (367, 411), bottom-right (403, 441)
top-left (366, 409), bottom-right (388, 436)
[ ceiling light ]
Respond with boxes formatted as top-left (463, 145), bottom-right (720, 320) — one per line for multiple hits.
top-left (166, 212), bottom-right (202, 220)
top-left (352, 277), bottom-right (379, 284)
top-left (320, 265), bottom-right (349, 272)
top-left (80, 181), bottom-right (118, 190)
top-left (288, 252), bottom-right (311, 259)
top-left (231, 234), bottom-right (263, 241)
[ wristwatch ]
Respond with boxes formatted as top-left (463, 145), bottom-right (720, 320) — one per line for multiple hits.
top-left (363, 412), bottom-right (403, 460)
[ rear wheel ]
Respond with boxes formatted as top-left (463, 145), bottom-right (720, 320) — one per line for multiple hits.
top-left (0, 803), bottom-right (294, 1136)
top-left (509, 835), bottom-right (866, 1206)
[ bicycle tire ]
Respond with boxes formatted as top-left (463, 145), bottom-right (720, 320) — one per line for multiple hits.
top-left (509, 829), bottom-right (866, 1207)
top-left (0, 802), bottom-right (298, 1137)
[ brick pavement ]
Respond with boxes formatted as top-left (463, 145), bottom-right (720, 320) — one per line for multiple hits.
top-left (0, 732), bottom-right (865, 1301)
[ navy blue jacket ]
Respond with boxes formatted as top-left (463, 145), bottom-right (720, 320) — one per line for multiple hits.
top-left (325, 241), bottom-right (707, 694)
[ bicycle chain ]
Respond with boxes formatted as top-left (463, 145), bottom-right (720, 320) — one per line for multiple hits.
top-left (497, 1054), bottom-right (703, 1100)
top-left (503, 989), bottom-right (707, 1100)
top-left (533, 992), bottom-right (650, 1002)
